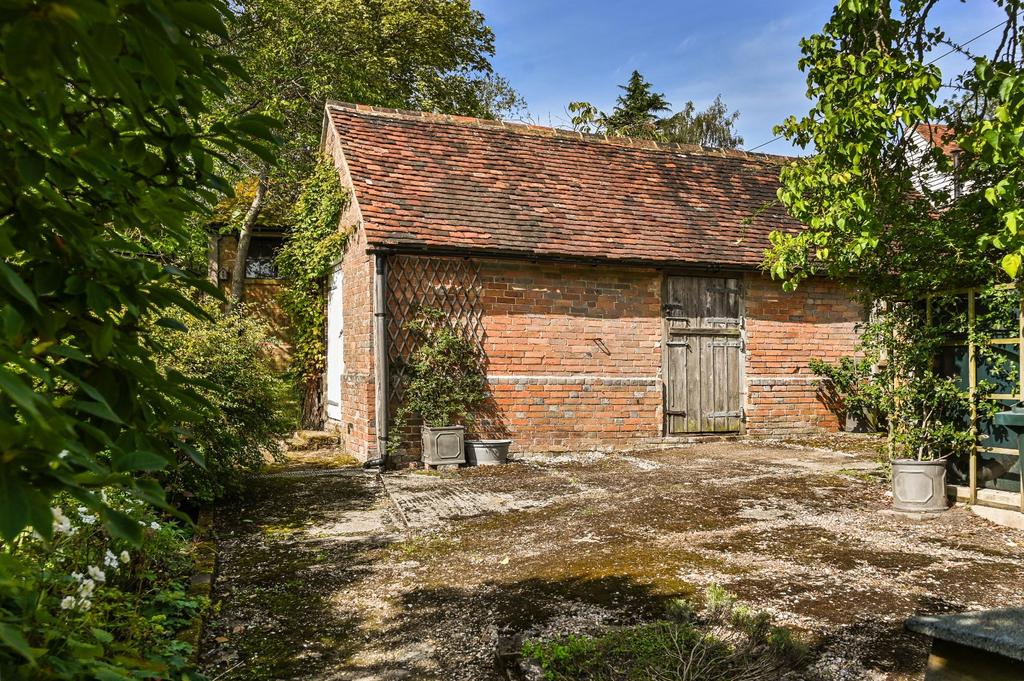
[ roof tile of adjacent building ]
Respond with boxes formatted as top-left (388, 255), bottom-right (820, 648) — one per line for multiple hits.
top-left (326, 101), bottom-right (802, 267)
top-left (914, 122), bottom-right (961, 156)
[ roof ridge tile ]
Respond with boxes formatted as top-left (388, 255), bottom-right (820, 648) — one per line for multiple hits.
top-left (325, 100), bottom-right (794, 162)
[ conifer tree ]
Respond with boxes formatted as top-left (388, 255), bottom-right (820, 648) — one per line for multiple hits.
top-left (603, 70), bottom-right (671, 136)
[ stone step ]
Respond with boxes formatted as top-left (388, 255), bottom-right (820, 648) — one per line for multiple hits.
top-left (287, 430), bottom-right (342, 451)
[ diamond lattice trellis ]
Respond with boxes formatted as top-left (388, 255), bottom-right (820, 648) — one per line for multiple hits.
top-left (386, 255), bottom-right (485, 409)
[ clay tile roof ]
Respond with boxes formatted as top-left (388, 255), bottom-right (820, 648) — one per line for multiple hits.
top-left (915, 123), bottom-right (961, 157)
top-left (326, 102), bottom-right (802, 268)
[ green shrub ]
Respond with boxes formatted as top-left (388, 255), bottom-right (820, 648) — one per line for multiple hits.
top-left (0, 491), bottom-right (204, 679)
top-left (153, 303), bottom-right (294, 503)
top-left (403, 316), bottom-right (487, 428)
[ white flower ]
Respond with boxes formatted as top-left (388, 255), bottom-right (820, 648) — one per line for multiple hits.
top-left (104, 550), bottom-right (118, 568)
top-left (78, 512), bottom-right (97, 525)
top-left (58, 450), bottom-right (69, 460)
top-left (71, 571), bottom-right (84, 583)
top-left (119, 551), bottom-right (130, 564)
top-left (60, 596), bottom-right (76, 610)
top-left (149, 521), bottom-right (160, 530)
top-left (51, 507), bottom-right (72, 535)
top-left (79, 599), bottom-right (92, 611)
top-left (87, 566), bottom-right (105, 583)
top-left (78, 579), bottom-right (95, 597)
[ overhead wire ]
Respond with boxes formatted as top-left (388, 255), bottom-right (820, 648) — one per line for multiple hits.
top-left (743, 14), bottom-right (1016, 153)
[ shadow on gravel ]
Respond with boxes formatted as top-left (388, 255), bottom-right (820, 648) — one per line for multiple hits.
top-left (808, 618), bottom-right (930, 679)
top-left (807, 594), bottom-right (966, 680)
top-left (366, 575), bottom-right (680, 680)
top-left (201, 473), bottom-right (391, 681)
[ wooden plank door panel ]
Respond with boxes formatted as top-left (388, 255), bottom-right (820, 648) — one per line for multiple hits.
top-left (664, 275), bottom-right (743, 434)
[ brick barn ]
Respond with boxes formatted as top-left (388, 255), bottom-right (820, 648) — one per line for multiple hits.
top-left (319, 102), bottom-right (864, 464)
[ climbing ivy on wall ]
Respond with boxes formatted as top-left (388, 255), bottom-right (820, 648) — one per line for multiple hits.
top-left (276, 157), bottom-right (351, 423)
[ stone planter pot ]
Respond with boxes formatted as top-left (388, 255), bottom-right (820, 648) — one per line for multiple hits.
top-left (421, 425), bottom-right (465, 467)
top-left (465, 439), bottom-right (512, 466)
top-left (891, 458), bottom-right (949, 512)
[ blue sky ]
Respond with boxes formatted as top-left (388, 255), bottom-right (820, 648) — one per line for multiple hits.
top-left (474, 0), bottom-right (1007, 155)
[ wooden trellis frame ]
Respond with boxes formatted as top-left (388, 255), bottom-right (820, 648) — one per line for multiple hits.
top-left (926, 284), bottom-right (1024, 513)
top-left (384, 255), bottom-right (486, 411)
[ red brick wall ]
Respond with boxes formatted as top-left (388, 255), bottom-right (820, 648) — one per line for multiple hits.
top-left (324, 124), bottom-right (379, 460)
top-left (337, 250), bottom-right (863, 461)
top-left (478, 259), bottom-right (664, 452)
top-left (385, 257), bottom-right (664, 459)
top-left (743, 274), bottom-right (864, 436)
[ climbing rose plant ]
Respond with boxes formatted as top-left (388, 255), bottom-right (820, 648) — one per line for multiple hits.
top-left (276, 157), bottom-right (351, 424)
top-left (387, 309), bottom-right (488, 456)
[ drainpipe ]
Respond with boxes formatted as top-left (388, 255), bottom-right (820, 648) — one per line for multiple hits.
top-left (368, 254), bottom-right (389, 469)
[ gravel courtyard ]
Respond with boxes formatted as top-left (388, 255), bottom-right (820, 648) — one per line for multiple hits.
top-left (200, 437), bottom-right (1024, 680)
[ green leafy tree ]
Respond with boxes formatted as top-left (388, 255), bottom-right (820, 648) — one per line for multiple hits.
top-left (219, 0), bottom-right (523, 305)
top-left (0, 0), bottom-right (274, 669)
top-left (765, 0), bottom-right (1022, 297)
top-left (659, 95), bottom-right (744, 148)
top-left (765, 0), bottom-right (1024, 460)
top-left (569, 73), bottom-right (742, 147)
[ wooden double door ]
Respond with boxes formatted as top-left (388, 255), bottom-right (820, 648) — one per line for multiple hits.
top-left (664, 275), bottom-right (743, 434)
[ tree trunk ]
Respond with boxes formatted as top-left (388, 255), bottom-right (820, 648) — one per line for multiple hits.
top-left (228, 169), bottom-right (269, 309)
top-left (301, 373), bottom-right (323, 429)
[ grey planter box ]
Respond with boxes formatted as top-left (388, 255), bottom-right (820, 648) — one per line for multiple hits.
top-left (892, 458), bottom-right (949, 512)
top-left (421, 425), bottom-right (465, 467)
top-left (465, 439), bottom-right (512, 466)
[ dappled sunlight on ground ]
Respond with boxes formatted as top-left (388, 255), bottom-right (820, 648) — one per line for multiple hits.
top-left (201, 436), bottom-right (1024, 680)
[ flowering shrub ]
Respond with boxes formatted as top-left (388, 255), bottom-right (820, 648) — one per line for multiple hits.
top-left (0, 490), bottom-right (204, 679)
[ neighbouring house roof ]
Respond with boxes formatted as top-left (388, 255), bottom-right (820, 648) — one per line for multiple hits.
top-left (914, 123), bottom-right (961, 157)
top-left (326, 102), bottom-right (801, 268)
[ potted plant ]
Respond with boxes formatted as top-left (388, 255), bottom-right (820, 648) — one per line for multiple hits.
top-left (814, 301), bottom-right (981, 512)
top-left (391, 310), bottom-right (487, 468)
top-left (886, 372), bottom-right (974, 512)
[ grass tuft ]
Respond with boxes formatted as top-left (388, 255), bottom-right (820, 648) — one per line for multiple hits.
top-left (521, 585), bottom-right (806, 680)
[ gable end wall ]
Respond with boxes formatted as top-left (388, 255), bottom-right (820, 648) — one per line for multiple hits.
top-left (324, 119), bottom-right (378, 460)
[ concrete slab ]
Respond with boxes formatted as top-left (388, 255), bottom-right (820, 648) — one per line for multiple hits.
top-left (971, 503), bottom-right (1024, 530)
top-left (906, 608), bottom-right (1024, 661)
